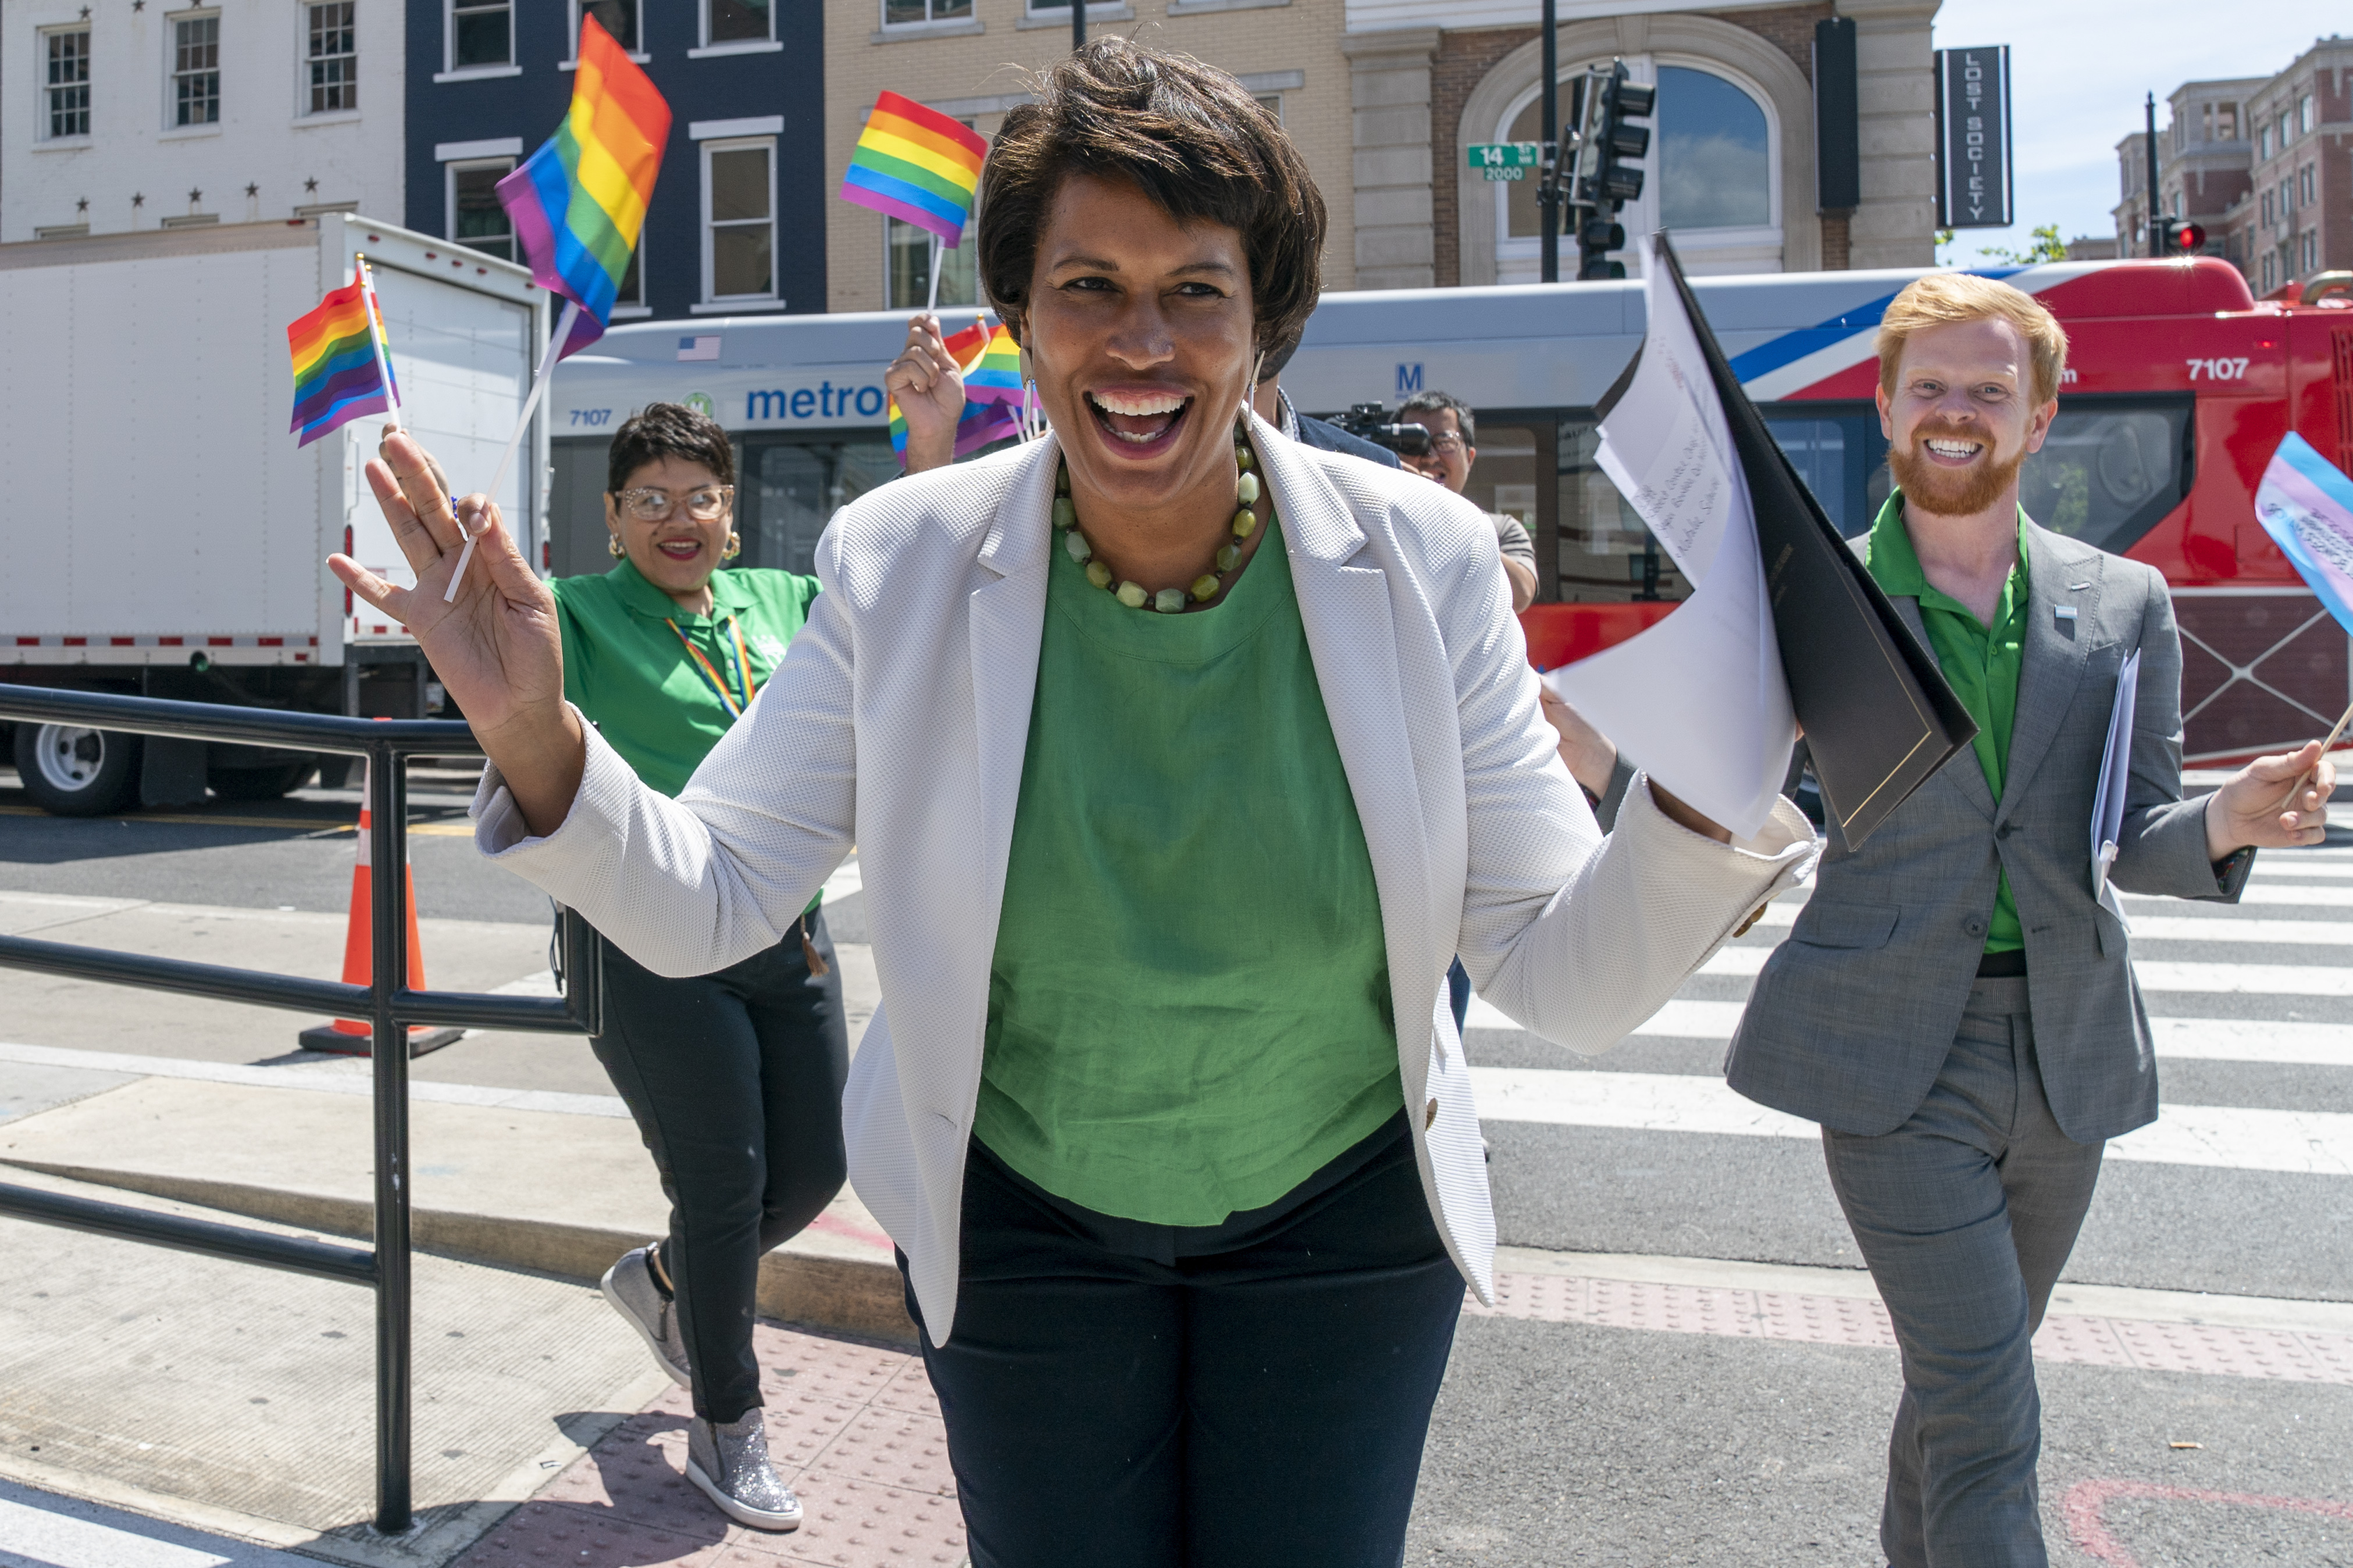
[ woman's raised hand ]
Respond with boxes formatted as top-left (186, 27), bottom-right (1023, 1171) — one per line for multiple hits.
top-left (327, 428), bottom-right (585, 834)
top-left (885, 312), bottom-right (967, 475)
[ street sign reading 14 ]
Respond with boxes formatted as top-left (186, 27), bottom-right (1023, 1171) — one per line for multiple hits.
top-left (1468, 142), bottom-right (1541, 182)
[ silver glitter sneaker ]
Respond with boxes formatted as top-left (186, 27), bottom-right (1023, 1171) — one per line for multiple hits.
top-left (600, 1246), bottom-right (690, 1388)
top-left (686, 1411), bottom-right (802, 1531)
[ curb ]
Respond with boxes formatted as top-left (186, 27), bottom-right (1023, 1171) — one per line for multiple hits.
top-left (0, 1159), bottom-right (918, 1349)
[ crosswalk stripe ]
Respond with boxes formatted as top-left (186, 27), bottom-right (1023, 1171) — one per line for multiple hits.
top-left (1468, 997), bottom-right (2353, 1067)
top-left (1466, 1067), bottom-right (2353, 1175)
top-left (2167, 884), bottom-right (2353, 908)
top-left (2243, 863), bottom-right (2353, 881)
top-left (2112, 915), bottom-right (2353, 945)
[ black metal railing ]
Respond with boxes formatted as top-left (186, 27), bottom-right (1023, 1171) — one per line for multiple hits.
top-left (0, 685), bottom-right (602, 1536)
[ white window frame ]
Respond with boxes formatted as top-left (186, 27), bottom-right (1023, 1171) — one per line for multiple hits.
top-left (299, 0), bottom-right (359, 119)
top-left (165, 11), bottom-right (222, 134)
top-left (38, 24), bottom-right (91, 143)
top-left (441, 0), bottom-right (516, 78)
top-left (445, 155), bottom-right (518, 262)
top-left (1494, 55), bottom-right (1782, 280)
top-left (612, 244), bottom-right (648, 317)
top-left (561, 0), bottom-right (651, 69)
top-left (878, 0), bottom-right (972, 28)
top-left (698, 135), bottom-right (780, 310)
top-left (692, 0), bottom-right (780, 55)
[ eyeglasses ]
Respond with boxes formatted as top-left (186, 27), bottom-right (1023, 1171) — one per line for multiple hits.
top-left (612, 485), bottom-right (734, 523)
top-left (1421, 431), bottom-right (1468, 455)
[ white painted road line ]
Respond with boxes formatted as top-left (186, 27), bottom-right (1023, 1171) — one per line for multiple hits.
top-left (2124, 915), bottom-right (2353, 945)
top-left (1692, 948), bottom-right (2353, 994)
top-left (2244, 863), bottom-right (2353, 881)
top-left (1473, 995), bottom-right (2353, 1067)
top-left (1466, 1067), bottom-right (2353, 1175)
top-left (0, 1038), bottom-right (633, 1119)
top-left (0, 1485), bottom-right (309, 1568)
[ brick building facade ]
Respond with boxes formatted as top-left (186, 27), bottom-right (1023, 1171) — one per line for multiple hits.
top-left (2122, 38), bottom-right (2352, 299)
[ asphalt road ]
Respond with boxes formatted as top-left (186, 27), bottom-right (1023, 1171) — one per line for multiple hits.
top-left (2, 767), bottom-right (2347, 1565)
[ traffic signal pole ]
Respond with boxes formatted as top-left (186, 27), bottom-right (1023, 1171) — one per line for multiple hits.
top-left (1074, 0), bottom-right (1085, 52)
top-left (2145, 92), bottom-right (2161, 258)
top-left (1539, 0), bottom-right (1559, 283)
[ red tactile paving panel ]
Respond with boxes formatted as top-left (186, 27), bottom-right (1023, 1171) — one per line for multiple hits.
top-left (452, 1323), bottom-right (967, 1568)
top-left (1471, 1271), bottom-right (2353, 1385)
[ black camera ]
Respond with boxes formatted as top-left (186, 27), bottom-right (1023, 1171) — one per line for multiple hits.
top-left (1326, 402), bottom-right (1432, 458)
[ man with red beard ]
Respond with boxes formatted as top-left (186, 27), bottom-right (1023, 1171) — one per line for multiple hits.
top-left (1725, 273), bottom-right (2332, 1568)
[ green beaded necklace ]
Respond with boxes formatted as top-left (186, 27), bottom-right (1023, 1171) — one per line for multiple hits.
top-left (1054, 413), bottom-right (1267, 615)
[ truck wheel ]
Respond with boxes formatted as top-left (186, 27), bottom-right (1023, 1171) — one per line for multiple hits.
top-left (15, 723), bottom-right (142, 817)
top-left (208, 758), bottom-right (318, 802)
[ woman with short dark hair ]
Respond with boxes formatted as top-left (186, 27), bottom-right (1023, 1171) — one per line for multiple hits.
top-left (336, 39), bottom-right (1814, 1566)
top-left (549, 401), bottom-right (845, 1534)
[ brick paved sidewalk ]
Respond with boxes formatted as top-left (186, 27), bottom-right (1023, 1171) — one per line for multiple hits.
top-left (451, 1324), bottom-right (967, 1568)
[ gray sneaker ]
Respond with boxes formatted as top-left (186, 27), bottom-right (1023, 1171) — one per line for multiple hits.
top-left (600, 1246), bottom-right (690, 1388)
top-left (686, 1411), bottom-right (802, 1531)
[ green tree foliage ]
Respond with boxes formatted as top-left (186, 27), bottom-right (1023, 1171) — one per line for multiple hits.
top-left (1981, 224), bottom-right (2070, 265)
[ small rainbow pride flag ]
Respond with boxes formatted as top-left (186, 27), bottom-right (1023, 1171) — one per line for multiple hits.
top-left (287, 276), bottom-right (397, 446)
top-left (497, 15), bottom-right (671, 360)
top-left (888, 319), bottom-right (1020, 463)
top-left (840, 91), bottom-right (987, 248)
top-left (961, 323), bottom-right (1023, 406)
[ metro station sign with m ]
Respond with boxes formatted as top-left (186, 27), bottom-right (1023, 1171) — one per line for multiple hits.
top-left (1935, 46), bottom-right (2013, 230)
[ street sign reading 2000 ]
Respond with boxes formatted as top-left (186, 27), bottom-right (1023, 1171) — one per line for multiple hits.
top-left (1467, 142), bottom-right (1541, 182)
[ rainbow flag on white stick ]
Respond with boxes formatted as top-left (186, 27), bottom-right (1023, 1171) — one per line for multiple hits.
top-left (2254, 433), bottom-right (2353, 637)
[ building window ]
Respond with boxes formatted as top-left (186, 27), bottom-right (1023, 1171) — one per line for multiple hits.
top-left (449, 159), bottom-right (515, 261)
top-left (1255, 92), bottom-right (1282, 123)
top-left (705, 0), bottom-right (772, 45)
top-left (2304, 165), bottom-right (2318, 206)
top-left (704, 139), bottom-right (775, 302)
top-left (2262, 189), bottom-right (2274, 227)
top-left (886, 217), bottom-right (978, 308)
top-left (882, 0), bottom-right (970, 21)
top-left (2258, 124), bottom-right (2271, 160)
top-left (44, 27), bottom-right (89, 138)
top-left (448, 0), bottom-right (511, 70)
top-left (2308, 232), bottom-right (2321, 276)
top-left (2300, 95), bottom-right (2313, 134)
top-left (173, 15), bottom-right (220, 126)
top-left (575, 0), bottom-right (638, 54)
top-left (615, 247), bottom-right (643, 310)
top-left (306, 2), bottom-right (356, 113)
top-left (1500, 60), bottom-right (1776, 276)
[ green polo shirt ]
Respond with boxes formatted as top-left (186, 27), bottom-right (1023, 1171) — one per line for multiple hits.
top-left (550, 559), bottom-right (821, 797)
top-left (1862, 491), bottom-right (2028, 953)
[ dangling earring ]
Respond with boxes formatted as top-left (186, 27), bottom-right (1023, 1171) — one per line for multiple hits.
top-left (723, 532), bottom-right (742, 561)
top-left (607, 533), bottom-right (625, 558)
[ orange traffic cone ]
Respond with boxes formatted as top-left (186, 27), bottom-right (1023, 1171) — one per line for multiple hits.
top-left (298, 755), bottom-right (464, 1057)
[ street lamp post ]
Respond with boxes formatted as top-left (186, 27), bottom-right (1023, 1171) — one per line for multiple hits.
top-left (2144, 92), bottom-right (2161, 259)
top-left (1074, 0), bottom-right (1085, 53)
top-left (1539, 0), bottom-right (1559, 283)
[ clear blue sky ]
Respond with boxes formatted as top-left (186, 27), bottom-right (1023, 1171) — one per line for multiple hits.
top-left (1928, 2), bottom-right (2340, 262)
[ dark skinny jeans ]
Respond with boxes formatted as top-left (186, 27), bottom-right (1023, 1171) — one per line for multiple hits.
top-left (588, 912), bottom-right (850, 1422)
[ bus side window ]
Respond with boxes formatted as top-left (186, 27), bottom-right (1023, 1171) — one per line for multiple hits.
top-left (2017, 397), bottom-right (2194, 557)
top-left (1762, 406), bottom-right (1886, 538)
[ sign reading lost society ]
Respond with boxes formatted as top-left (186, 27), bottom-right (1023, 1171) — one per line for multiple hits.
top-left (1935, 46), bottom-right (2013, 229)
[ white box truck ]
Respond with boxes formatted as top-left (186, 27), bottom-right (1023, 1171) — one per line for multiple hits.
top-left (0, 213), bottom-right (548, 814)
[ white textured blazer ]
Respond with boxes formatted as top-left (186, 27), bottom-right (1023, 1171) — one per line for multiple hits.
top-left (473, 412), bottom-right (1818, 1344)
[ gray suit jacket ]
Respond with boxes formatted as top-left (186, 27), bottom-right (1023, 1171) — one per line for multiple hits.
top-left (1726, 520), bottom-right (2247, 1142)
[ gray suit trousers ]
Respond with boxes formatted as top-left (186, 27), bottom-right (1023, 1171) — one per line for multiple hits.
top-left (1821, 977), bottom-right (2103, 1568)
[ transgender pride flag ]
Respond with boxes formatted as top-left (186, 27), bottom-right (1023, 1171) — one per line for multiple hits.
top-left (2255, 433), bottom-right (2353, 638)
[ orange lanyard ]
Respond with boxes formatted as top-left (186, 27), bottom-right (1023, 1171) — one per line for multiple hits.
top-left (666, 615), bottom-right (759, 719)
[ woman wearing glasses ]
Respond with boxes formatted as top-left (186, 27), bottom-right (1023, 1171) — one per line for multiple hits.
top-left (550, 401), bottom-right (843, 1533)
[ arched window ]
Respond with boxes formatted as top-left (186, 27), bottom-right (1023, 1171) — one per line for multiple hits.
top-left (1498, 59), bottom-right (1780, 277)
top-left (1655, 66), bottom-right (1770, 230)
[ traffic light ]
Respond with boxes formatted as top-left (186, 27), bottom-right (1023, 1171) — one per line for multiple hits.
top-left (1575, 63), bottom-right (1653, 281)
top-left (2154, 216), bottom-right (2206, 256)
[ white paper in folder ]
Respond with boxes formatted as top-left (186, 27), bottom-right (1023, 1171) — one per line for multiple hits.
top-left (2090, 648), bottom-right (2141, 924)
top-left (1541, 237), bottom-right (1794, 840)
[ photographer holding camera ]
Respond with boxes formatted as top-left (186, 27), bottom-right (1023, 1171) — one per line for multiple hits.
top-left (1393, 391), bottom-right (1539, 613)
